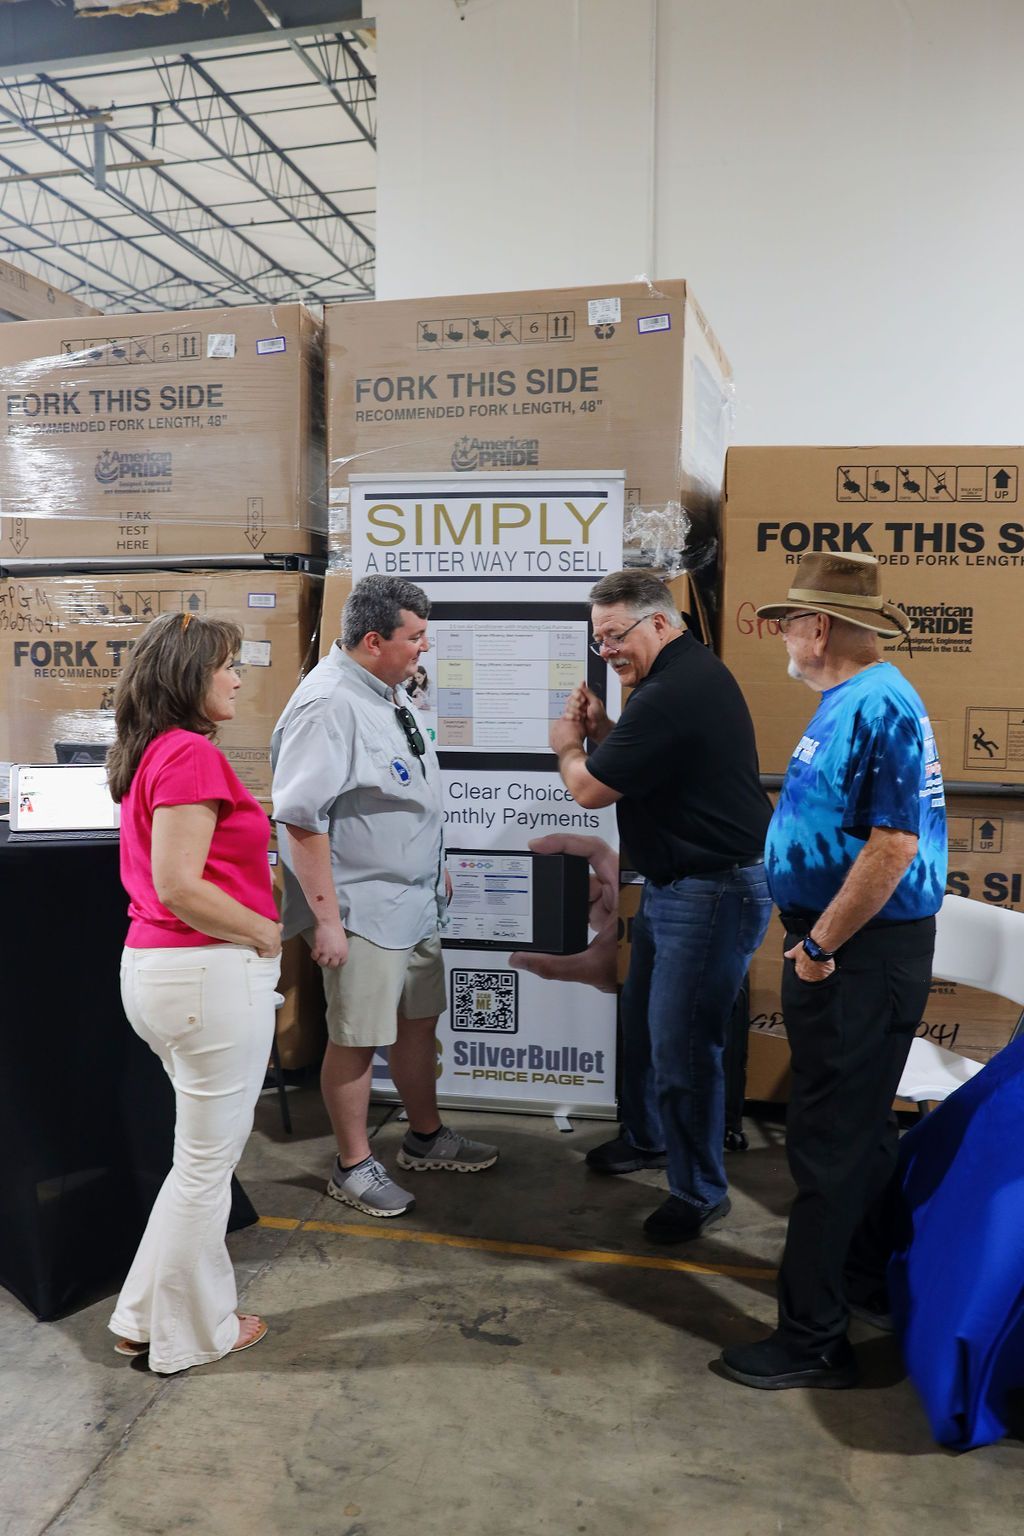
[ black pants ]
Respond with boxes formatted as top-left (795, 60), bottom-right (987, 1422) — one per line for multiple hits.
top-left (776, 915), bottom-right (935, 1354)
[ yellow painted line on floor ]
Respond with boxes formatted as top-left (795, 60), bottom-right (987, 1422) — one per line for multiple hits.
top-left (258, 1214), bottom-right (777, 1281)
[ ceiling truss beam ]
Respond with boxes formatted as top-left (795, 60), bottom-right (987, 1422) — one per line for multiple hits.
top-left (276, 30), bottom-right (376, 148)
top-left (0, 222), bottom-right (123, 309)
top-left (0, 17), bottom-right (376, 310)
top-left (0, 0), bottom-right (368, 81)
top-left (28, 74), bottom-right (315, 303)
top-left (153, 53), bottom-right (373, 291)
top-left (0, 140), bottom-right (219, 308)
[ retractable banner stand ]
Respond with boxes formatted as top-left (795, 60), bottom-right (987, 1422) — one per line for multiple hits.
top-left (349, 471), bottom-right (624, 1117)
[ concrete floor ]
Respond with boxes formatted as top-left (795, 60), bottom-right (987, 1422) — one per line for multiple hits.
top-left (4, 1089), bottom-right (1022, 1536)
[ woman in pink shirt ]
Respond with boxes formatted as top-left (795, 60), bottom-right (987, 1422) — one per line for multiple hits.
top-left (106, 611), bottom-right (282, 1373)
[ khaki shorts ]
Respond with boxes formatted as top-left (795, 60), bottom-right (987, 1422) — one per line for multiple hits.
top-left (304, 929), bottom-right (447, 1048)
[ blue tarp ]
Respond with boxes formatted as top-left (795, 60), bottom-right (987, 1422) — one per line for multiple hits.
top-left (890, 1035), bottom-right (1024, 1451)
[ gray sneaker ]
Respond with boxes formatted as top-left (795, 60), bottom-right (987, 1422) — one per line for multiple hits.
top-left (326, 1156), bottom-right (415, 1217)
top-left (397, 1126), bottom-right (499, 1173)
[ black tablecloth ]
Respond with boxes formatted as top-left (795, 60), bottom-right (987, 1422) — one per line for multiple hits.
top-left (1, 824), bottom-right (256, 1320)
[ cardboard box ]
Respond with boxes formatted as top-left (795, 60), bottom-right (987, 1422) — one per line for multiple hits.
top-left (748, 922), bottom-right (788, 1038)
top-left (744, 1031), bottom-right (793, 1105)
top-left (274, 930), bottom-right (327, 1070)
top-left (617, 879), bottom-right (642, 985)
top-left (721, 446), bottom-right (1024, 784)
top-left (933, 793), bottom-right (1024, 1060)
top-left (324, 280), bottom-right (731, 590)
top-left (743, 920), bottom-right (795, 1104)
top-left (946, 794), bottom-right (1024, 910)
top-left (0, 569), bottom-right (321, 801)
top-left (0, 256), bottom-right (101, 323)
top-left (318, 571), bottom-right (351, 658)
top-left (0, 305), bottom-right (325, 560)
top-left (267, 821), bottom-right (327, 1071)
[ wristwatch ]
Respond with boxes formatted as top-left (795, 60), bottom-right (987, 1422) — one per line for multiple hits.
top-left (801, 934), bottom-right (836, 963)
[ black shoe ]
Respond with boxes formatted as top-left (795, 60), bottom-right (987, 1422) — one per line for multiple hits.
top-left (846, 1292), bottom-right (895, 1333)
top-left (719, 1333), bottom-right (859, 1390)
top-left (585, 1135), bottom-right (667, 1175)
top-left (642, 1194), bottom-right (731, 1244)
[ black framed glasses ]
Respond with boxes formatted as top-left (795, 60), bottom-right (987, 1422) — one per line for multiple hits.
top-left (588, 613), bottom-right (652, 657)
top-left (394, 703), bottom-right (426, 771)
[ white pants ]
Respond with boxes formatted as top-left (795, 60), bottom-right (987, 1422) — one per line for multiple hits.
top-left (110, 944), bottom-right (279, 1374)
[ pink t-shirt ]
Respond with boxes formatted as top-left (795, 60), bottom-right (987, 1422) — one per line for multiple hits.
top-left (120, 727), bottom-right (277, 948)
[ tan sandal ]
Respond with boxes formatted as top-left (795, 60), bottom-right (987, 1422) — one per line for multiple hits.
top-left (230, 1314), bottom-right (267, 1353)
top-left (115, 1316), bottom-right (266, 1363)
top-left (113, 1338), bottom-right (149, 1357)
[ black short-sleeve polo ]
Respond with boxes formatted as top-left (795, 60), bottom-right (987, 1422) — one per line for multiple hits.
top-left (586, 633), bottom-right (771, 885)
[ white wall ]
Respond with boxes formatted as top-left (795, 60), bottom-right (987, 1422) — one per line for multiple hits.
top-left (374, 0), bottom-right (658, 297)
top-left (375, 0), bottom-right (1024, 445)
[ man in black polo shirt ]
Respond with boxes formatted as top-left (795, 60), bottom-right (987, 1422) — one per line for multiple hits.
top-left (550, 570), bottom-right (772, 1242)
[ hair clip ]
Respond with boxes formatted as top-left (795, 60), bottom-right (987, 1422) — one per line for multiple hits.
top-left (181, 612), bottom-right (193, 631)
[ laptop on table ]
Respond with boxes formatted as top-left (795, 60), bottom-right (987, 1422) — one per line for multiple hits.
top-left (8, 764), bottom-right (121, 843)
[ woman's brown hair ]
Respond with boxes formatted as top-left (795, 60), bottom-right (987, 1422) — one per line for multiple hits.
top-left (106, 611), bottom-right (243, 802)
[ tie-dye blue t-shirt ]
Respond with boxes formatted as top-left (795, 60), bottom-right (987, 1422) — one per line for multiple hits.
top-left (766, 663), bottom-right (947, 921)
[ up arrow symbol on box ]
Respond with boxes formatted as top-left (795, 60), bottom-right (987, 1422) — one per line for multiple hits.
top-left (979, 820), bottom-right (996, 841)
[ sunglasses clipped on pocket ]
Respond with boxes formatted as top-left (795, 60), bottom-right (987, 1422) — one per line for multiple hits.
top-left (394, 704), bottom-right (426, 767)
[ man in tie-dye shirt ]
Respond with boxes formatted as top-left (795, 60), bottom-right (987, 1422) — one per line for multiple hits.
top-left (719, 552), bottom-right (946, 1394)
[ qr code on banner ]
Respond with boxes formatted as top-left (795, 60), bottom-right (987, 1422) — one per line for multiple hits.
top-left (450, 969), bottom-right (518, 1034)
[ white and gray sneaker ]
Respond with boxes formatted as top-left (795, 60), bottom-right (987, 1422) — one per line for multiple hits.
top-left (397, 1126), bottom-right (499, 1173)
top-left (326, 1156), bottom-right (415, 1217)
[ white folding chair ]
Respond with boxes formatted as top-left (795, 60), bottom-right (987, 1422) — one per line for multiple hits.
top-left (897, 1038), bottom-right (983, 1106)
top-left (931, 893), bottom-right (1024, 1011)
top-left (897, 894), bottom-right (1024, 1107)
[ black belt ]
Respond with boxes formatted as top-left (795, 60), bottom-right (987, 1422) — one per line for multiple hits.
top-left (780, 910), bottom-right (934, 935)
top-left (780, 912), bottom-right (936, 962)
top-left (652, 856), bottom-right (764, 885)
top-left (694, 855), bottom-right (765, 880)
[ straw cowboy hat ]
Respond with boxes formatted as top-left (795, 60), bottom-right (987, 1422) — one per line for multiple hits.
top-left (755, 552), bottom-right (911, 640)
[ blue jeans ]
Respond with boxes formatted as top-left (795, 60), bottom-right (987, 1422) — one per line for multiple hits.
top-left (619, 865), bottom-right (772, 1211)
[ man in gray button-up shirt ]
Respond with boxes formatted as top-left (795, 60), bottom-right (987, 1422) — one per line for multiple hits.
top-left (271, 575), bottom-right (498, 1219)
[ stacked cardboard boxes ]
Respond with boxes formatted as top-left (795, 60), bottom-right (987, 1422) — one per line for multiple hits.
top-left (320, 282), bottom-right (727, 650)
top-left (323, 279), bottom-right (731, 588)
top-left (0, 568), bottom-right (326, 1069)
top-left (720, 446), bottom-right (1024, 784)
top-left (0, 569), bottom-right (320, 802)
top-left (0, 305), bottom-right (330, 1066)
top-left (0, 257), bottom-right (101, 324)
top-left (269, 829), bottom-right (327, 1070)
top-left (318, 569), bottom-right (350, 659)
top-left (0, 304), bottom-right (325, 561)
top-left (721, 447), bottom-right (1024, 1099)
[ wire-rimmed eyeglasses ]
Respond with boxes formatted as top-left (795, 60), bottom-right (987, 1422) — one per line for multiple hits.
top-left (776, 610), bottom-right (820, 635)
top-left (588, 614), bottom-right (652, 657)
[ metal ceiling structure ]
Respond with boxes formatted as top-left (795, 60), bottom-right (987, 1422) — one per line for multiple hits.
top-left (0, 0), bottom-right (376, 312)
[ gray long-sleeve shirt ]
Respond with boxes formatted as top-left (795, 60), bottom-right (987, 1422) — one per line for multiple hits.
top-left (270, 645), bottom-right (446, 948)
